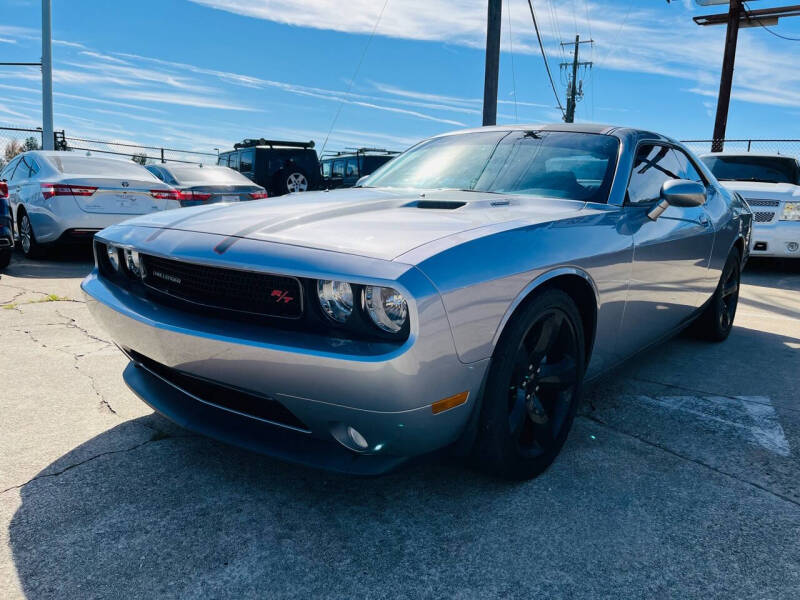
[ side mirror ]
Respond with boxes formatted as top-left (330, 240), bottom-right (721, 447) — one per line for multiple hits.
top-left (648, 179), bottom-right (706, 221)
top-left (355, 175), bottom-right (369, 187)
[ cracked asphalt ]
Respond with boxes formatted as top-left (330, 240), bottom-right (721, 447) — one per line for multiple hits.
top-left (1, 248), bottom-right (799, 599)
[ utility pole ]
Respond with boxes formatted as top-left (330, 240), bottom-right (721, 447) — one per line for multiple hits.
top-left (482, 0), bottom-right (502, 126)
top-left (560, 35), bottom-right (593, 124)
top-left (41, 0), bottom-right (54, 150)
top-left (694, 1), bottom-right (800, 151)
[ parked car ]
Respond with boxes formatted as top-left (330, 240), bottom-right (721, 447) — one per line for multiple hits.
top-left (700, 152), bottom-right (800, 258)
top-left (0, 181), bottom-right (12, 269)
top-left (83, 124), bottom-right (751, 480)
top-left (2, 151), bottom-right (180, 258)
top-left (218, 139), bottom-right (321, 197)
top-left (146, 164), bottom-right (267, 207)
top-left (320, 148), bottom-right (398, 189)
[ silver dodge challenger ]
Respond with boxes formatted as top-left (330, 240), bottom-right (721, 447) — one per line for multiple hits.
top-left (82, 124), bottom-right (752, 479)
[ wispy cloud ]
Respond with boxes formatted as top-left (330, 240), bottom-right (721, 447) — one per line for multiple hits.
top-left (117, 90), bottom-right (262, 111)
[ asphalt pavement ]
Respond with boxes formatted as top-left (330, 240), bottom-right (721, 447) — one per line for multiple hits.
top-left (1, 247), bottom-right (798, 599)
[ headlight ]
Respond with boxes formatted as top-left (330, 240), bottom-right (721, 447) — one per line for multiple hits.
top-left (363, 286), bottom-right (408, 333)
top-left (317, 280), bottom-right (353, 323)
top-left (780, 202), bottom-right (800, 221)
top-left (124, 248), bottom-right (142, 277)
top-left (105, 244), bottom-right (120, 271)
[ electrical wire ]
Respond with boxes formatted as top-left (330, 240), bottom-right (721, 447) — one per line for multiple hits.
top-left (743, 5), bottom-right (800, 41)
top-left (320, 0), bottom-right (390, 154)
top-left (527, 0), bottom-right (566, 116)
top-left (506, 0), bottom-right (519, 122)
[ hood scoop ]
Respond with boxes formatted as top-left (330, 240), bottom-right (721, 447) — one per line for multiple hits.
top-left (404, 200), bottom-right (466, 210)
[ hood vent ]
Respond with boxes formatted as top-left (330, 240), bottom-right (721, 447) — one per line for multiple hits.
top-left (404, 200), bottom-right (466, 210)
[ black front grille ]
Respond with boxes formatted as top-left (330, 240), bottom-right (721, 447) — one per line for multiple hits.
top-left (141, 254), bottom-right (302, 319)
top-left (753, 211), bottom-right (775, 223)
top-left (128, 350), bottom-right (309, 431)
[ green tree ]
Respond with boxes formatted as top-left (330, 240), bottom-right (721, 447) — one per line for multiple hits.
top-left (23, 136), bottom-right (40, 151)
top-left (131, 152), bottom-right (148, 165)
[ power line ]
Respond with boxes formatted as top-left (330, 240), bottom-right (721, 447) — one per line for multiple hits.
top-left (526, 0), bottom-right (566, 117)
top-left (320, 0), bottom-right (390, 154)
top-left (744, 5), bottom-right (800, 41)
top-left (506, 0), bottom-right (518, 122)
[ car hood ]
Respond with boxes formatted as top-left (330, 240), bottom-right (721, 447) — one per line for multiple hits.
top-left (118, 188), bottom-right (586, 261)
top-left (720, 181), bottom-right (800, 199)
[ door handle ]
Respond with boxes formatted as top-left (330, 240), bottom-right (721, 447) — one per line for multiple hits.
top-left (698, 214), bottom-right (711, 228)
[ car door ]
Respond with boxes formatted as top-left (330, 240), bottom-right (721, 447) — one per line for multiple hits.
top-left (617, 143), bottom-right (715, 356)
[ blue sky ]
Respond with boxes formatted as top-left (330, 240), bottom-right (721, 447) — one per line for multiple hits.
top-left (1, 0), bottom-right (799, 156)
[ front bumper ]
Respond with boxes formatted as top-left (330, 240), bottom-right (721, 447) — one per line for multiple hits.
top-left (82, 269), bottom-right (489, 474)
top-left (749, 221), bottom-right (800, 258)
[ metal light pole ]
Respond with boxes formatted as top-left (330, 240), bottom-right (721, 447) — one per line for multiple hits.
top-left (41, 0), bottom-right (54, 150)
top-left (482, 0), bottom-right (502, 126)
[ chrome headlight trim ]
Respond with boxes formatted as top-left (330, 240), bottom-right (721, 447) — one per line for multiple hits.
top-left (363, 285), bottom-right (408, 333)
top-left (317, 280), bottom-right (354, 323)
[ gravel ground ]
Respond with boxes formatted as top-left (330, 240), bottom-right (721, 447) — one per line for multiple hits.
top-left (1, 248), bottom-right (799, 599)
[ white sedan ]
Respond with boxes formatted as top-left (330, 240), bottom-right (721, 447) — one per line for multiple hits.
top-left (1, 151), bottom-right (181, 258)
top-left (701, 152), bottom-right (800, 259)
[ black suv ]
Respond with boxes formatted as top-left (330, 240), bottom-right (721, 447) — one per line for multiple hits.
top-left (218, 139), bottom-right (321, 197)
top-left (320, 148), bottom-right (398, 189)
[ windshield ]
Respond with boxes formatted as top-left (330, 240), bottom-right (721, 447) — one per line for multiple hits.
top-left (48, 155), bottom-right (159, 179)
top-left (364, 130), bottom-right (620, 203)
top-left (166, 166), bottom-right (254, 186)
top-left (701, 155), bottom-right (800, 184)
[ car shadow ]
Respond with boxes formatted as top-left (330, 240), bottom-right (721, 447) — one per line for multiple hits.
top-left (742, 257), bottom-right (800, 291)
top-left (7, 323), bottom-right (800, 597)
top-left (4, 246), bottom-right (94, 280)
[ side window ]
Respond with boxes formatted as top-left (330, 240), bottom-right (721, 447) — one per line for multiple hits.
top-left (228, 152), bottom-right (240, 171)
top-left (626, 144), bottom-right (682, 205)
top-left (218, 154), bottom-right (229, 167)
top-left (10, 157), bottom-right (30, 182)
top-left (27, 158), bottom-right (40, 177)
top-left (345, 158), bottom-right (359, 178)
top-left (239, 150), bottom-right (254, 172)
top-left (2, 157), bottom-right (20, 181)
top-left (332, 160), bottom-right (345, 178)
top-left (321, 161), bottom-right (332, 177)
top-left (672, 149), bottom-right (704, 184)
top-left (147, 166), bottom-right (165, 181)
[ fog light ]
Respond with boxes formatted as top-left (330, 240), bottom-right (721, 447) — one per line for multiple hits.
top-left (347, 426), bottom-right (368, 450)
top-left (787, 242), bottom-right (799, 253)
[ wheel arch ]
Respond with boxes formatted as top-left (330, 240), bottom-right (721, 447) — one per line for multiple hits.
top-left (491, 268), bottom-right (599, 366)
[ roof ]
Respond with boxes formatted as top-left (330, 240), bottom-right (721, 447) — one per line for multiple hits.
top-left (699, 151), bottom-right (798, 160)
top-left (436, 122), bottom-right (619, 137)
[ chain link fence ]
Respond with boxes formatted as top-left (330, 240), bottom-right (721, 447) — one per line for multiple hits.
top-left (63, 136), bottom-right (218, 166)
top-left (682, 139), bottom-right (800, 157)
top-left (0, 125), bottom-right (219, 171)
top-left (0, 126), bottom-right (44, 171)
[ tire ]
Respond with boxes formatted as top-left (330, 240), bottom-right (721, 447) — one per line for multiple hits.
top-left (17, 210), bottom-right (45, 259)
top-left (0, 248), bottom-right (11, 269)
top-left (692, 249), bottom-right (741, 342)
top-left (473, 289), bottom-right (586, 480)
top-left (279, 169), bottom-right (309, 194)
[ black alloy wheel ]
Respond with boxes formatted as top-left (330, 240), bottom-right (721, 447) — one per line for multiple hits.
top-left (474, 289), bottom-right (585, 480)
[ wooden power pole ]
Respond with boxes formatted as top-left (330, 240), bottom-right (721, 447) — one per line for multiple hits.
top-left (482, 0), bottom-right (502, 126)
top-left (695, 1), bottom-right (800, 151)
top-left (560, 35), bottom-right (593, 124)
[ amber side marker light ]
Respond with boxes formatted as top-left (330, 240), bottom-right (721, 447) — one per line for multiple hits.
top-left (431, 391), bottom-right (469, 415)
